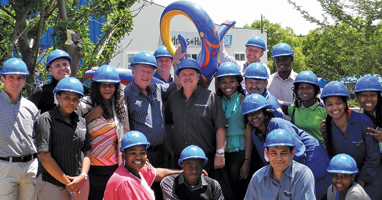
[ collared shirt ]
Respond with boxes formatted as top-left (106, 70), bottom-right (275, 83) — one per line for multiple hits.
top-left (327, 182), bottom-right (371, 200)
top-left (29, 78), bottom-right (90, 113)
top-left (0, 90), bottom-right (39, 157)
top-left (124, 81), bottom-right (176, 146)
top-left (268, 70), bottom-right (298, 102)
top-left (288, 102), bottom-right (327, 141)
top-left (165, 86), bottom-right (228, 155)
top-left (160, 172), bottom-right (224, 200)
top-left (35, 106), bottom-right (91, 187)
top-left (154, 72), bottom-right (173, 83)
top-left (104, 164), bottom-right (156, 200)
top-left (245, 161), bottom-right (315, 200)
top-left (262, 89), bottom-right (285, 119)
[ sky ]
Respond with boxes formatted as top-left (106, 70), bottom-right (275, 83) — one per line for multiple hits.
top-left (153, 0), bottom-right (325, 35)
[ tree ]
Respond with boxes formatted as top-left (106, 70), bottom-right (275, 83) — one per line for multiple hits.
top-left (244, 19), bottom-right (309, 74)
top-left (0, 0), bottom-right (147, 96)
top-left (287, 0), bottom-right (382, 78)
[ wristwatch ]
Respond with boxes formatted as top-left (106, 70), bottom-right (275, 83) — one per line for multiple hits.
top-left (216, 149), bottom-right (224, 154)
top-left (80, 172), bottom-right (88, 180)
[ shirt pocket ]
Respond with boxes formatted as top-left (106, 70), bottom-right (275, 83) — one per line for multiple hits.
top-left (18, 118), bottom-right (34, 138)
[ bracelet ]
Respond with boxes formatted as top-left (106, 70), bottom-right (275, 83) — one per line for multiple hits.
top-left (215, 154), bottom-right (225, 157)
top-left (244, 158), bottom-right (251, 161)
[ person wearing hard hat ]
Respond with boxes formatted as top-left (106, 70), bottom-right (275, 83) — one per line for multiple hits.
top-left (29, 49), bottom-right (90, 113)
top-left (326, 154), bottom-right (371, 200)
top-left (160, 145), bottom-right (224, 200)
top-left (0, 58), bottom-right (40, 200)
top-left (154, 46), bottom-right (174, 83)
top-left (267, 43), bottom-right (298, 102)
top-left (321, 81), bottom-right (380, 199)
top-left (35, 77), bottom-right (91, 199)
top-left (244, 129), bottom-right (315, 200)
top-left (104, 131), bottom-right (182, 200)
top-left (165, 58), bottom-right (227, 173)
top-left (242, 93), bottom-right (331, 200)
top-left (244, 62), bottom-right (285, 119)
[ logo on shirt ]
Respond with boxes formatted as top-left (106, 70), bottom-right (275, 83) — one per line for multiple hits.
top-left (283, 190), bottom-right (292, 197)
top-left (194, 104), bottom-right (207, 107)
top-left (135, 100), bottom-right (142, 107)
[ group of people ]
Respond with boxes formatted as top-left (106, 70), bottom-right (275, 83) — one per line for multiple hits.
top-left (1, 31), bottom-right (381, 200)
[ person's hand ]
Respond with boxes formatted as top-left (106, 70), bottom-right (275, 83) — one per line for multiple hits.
top-left (91, 67), bottom-right (98, 71)
top-left (202, 169), bottom-right (208, 177)
top-left (220, 20), bottom-right (232, 26)
top-left (173, 46), bottom-right (188, 66)
top-left (320, 119), bottom-right (326, 133)
top-left (87, 105), bottom-right (103, 120)
top-left (66, 175), bottom-right (85, 196)
top-left (146, 160), bottom-right (154, 170)
top-left (240, 160), bottom-right (250, 179)
top-left (367, 127), bottom-right (382, 141)
top-left (214, 155), bottom-right (225, 169)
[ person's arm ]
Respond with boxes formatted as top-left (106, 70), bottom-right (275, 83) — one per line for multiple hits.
top-left (66, 150), bottom-right (90, 195)
top-left (84, 105), bottom-right (103, 124)
top-left (155, 168), bottom-right (183, 182)
top-left (240, 123), bottom-right (253, 179)
top-left (292, 166), bottom-right (316, 200)
top-left (214, 127), bottom-right (226, 169)
top-left (172, 46), bottom-right (187, 89)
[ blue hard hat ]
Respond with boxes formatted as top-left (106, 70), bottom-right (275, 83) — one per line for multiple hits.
top-left (354, 75), bottom-right (382, 93)
top-left (245, 36), bottom-right (266, 51)
top-left (178, 145), bottom-right (208, 167)
top-left (216, 62), bottom-right (241, 78)
top-left (242, 93), bottom-right (269, 115)
top-left (271, 43), bottom-right (294, 58)
top-left (294, 71), bottom-right (319, 86)
top-left (0, 58), bottom-right (29, 75)
top-left (53, 77), bottom-right (84, 97)
top-left (176, 58), bottom-right (201, 75)
top-left (46, 49), bottom-right (72, 70)
top-left (154, 46), bottom-right (173, 58)
top-left (327, 154), bottom-right (359, 174)
top-left (264, 129), bottom-right (295, 147)
top-left (93, 65), bottom-right (120, 83)
top-left (244, 63), bottom-right (268, 80)
top-left (131, 51), bottom-right (157, 69)
top-left (120, 131), bottom-right (150, 151)
top-left (320, 81), bottom-right (350, 99)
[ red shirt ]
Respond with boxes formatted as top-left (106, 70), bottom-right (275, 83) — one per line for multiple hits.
top-left (104, 164), bottom-right (156, 200)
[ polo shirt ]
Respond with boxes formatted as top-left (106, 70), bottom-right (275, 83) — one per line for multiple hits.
top-left (104, 164), bottom-right (156, 200)
top-left (29, 78), bottom-right (90, 113)
top-left (0, 90), bottom-right (39, 157)
top-left (267, 70), bottom-right (298, 102)
top-left (124, 81), bottom-right (176, 146)
top-left (245, 160), bottom-right (315, 200)
top-left (35, 106), bottom-right (91, 187)
top-left (160, 172), bottom-right (224, 200)
top-left (154, 72), bottom-right (173, 83)
top-left (165, 86), bottom-right (228, 155)
top-left (288, 101), bottom-right (327, 141)
top-left (327, 182), bottom-right (371, 200)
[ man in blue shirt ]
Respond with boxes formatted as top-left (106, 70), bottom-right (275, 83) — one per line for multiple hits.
top-left (245, 129), bottom-right (315, 200)
top-left (244, 62), bottom-right (284, 118)
top-left (154, 46), bottom-right (174, 83)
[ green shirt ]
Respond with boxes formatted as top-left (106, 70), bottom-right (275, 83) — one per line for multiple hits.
top-left (288, 101), bottom-right (327, 141)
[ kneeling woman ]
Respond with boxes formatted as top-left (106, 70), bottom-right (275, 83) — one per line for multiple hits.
top-left (104, 131), bottom-right (182, 200)
top-left (242, 93), bottom-right (330, 200)
top-left (327, 154), bottom-right (370, 200)
top-left (35, 77), bottom-right (91, 199)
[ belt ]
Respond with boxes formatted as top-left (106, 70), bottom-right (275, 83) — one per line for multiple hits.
top-left (147, 144), bottom-right (163, 151)
top-left (0, 153), bottom-right (38, 162)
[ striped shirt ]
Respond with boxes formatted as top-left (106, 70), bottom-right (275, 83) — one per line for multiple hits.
top-left (0, 90), bottom-right (39, 157)
top-left (35, 106), bottom-right (91, 187)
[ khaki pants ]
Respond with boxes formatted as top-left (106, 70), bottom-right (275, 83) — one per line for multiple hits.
top-left (0, 158), bottom-right (38, 200)
top-left (36, 175), bottom-right (89, 200)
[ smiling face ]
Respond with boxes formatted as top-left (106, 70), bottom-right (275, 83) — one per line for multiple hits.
top-left (123, 145), bottom-right (147, 177)
top-left (265, 146), bottom-right (295, 174)
top-left (48, 58), bottom-right (71, 81)
top-left (274, 56), bottom-right (293, 74)
top-left (218, 76), bottom-right (239, 97)
top-left (56, 91), bottom-right (81, 116)
top-left (247, 110), bottom-right (266, 128)
top-left (356, 91), bottom-right (378, 113)
top-left (297, 83), bottom-right (316, 102)
top-left (181, 159), bottom-right (204, 185)
top-left (331, 173), bottom-right (355, 194)
top-left (179, 68), bottom-right (200, 91)
top-left (132, 64), bottom-right (155, 92)
top-left (99, 82), bottom-right (116, 100)
top-left (1, 74), bottom-right (26, 100)
top-left (324, 96), bottom-right (347, 119)
top-left (245, 46), bottom-right (264, 64)
top-left (156, 57), bottom-right (172, 74)
top-left (245, 78), bottom-right (268, 95)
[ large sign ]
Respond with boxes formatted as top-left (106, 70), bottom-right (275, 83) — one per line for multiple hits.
top-left (159, 31), bottom-right (232, 47)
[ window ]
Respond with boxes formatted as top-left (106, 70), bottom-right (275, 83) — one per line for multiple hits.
top-left (234, 53), bottom-right (245, 61)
